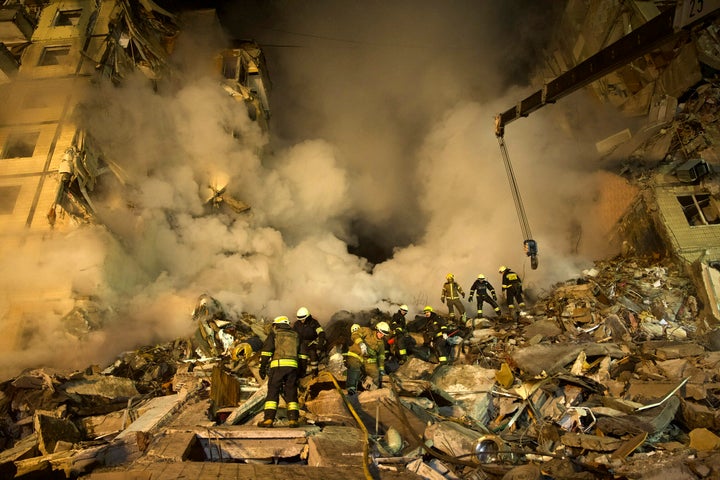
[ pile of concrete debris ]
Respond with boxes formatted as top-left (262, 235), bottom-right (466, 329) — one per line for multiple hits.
top-left (0, 255), bottom-right (719, 479)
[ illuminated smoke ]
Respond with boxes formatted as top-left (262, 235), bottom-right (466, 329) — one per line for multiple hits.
top-left (0, 1), bottom-right (638, 378)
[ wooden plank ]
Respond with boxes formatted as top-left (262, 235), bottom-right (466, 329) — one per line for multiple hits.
top-left (611, 432), bottom-right (648, 460)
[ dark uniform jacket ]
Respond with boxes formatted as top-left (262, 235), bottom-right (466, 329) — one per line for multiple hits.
top-left (423, 312), bottom-right (448, 344)
top-left (501, 269), bottom-right (522, 292)
top-left (390, 311), bottom-right (407, 334)
top-left (469, 279), bottom-right (497, 299)
top-left (293, 315), bottom-right (326, 352)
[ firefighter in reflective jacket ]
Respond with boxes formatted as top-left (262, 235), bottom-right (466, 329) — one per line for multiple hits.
top-left (258, 316), bottom-right (301, 428)
top-left (468, 274), bottom-right (501, 318)
top-left (441, 273), bottom-right (466, 322)
top-left (293, 307), bottom-right (326, 377)
top-left (423, 306), bottom-right (450, 364)
top-left (389, 305), bottom-right (412, 364)
top-left (345, 322), bottom-right (389, 395)
top-left (499, 266), bottom-right (525, 311)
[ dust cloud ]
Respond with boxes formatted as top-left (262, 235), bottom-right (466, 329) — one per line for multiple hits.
top-left (0, 1), bottom-right (638, 379)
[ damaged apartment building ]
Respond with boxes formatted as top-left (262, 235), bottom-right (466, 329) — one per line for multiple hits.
top-left (0, 0), bottom-right (269, 343)
top-left (2, 1), bottom-right (720, 480)
top-left (522, 0), bottom-right (720, 327)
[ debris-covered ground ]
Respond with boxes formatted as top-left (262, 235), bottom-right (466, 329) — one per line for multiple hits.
top-left (1, 255), bottom-right (720, 479)
top-left (3, 1), bottom-right (720, 479)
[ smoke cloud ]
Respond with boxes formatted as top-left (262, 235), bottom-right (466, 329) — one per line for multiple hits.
top-left (0, 1), bottom-right (639, 379)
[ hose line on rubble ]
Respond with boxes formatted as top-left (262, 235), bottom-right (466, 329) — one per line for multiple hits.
top-left (315, 370), bottom-right (375, 480)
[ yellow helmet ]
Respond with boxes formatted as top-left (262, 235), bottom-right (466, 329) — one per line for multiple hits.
top-left (350, 323), bottom-right (361, 333)
top-left (446, 273), bottom-right (454, 281)
top-left (273, 315), bottom-right (290, 325)
top-left (376, 321), bottom-right (390, 335)
top-left (478, 274), bottom-right (485, 279)
top-left (230, 343), bottom-right (253, 362)
top-left (498, 266), bottom-right (507, 273)
top-left (423, 306), bottom-right (433, 313)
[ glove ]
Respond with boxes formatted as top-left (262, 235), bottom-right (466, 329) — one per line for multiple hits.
top-left (442, 333), bottom-right (448, 340)
top-left (441, 297), bottom-right (445, 304)
top-left (468, 295), bottom-right (474, 302)
top-left (360, 343), bottom-right (368, 355)
top-left (259, 365), bottom-right (268, 380)
top-left (462, 292), bottom-right (465, 298)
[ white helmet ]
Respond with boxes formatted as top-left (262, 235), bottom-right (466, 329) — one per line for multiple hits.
top-left (399, 304), bottom-right (408, 312)
top-left (273, 315), bottom-right (290, 325)
top-left (296, 307), bottom-right (309, 320)
top-left (376, 322), bottom-right (391, 335)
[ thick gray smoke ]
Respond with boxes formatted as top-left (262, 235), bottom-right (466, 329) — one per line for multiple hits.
top-left (0, 1), bottom-right (638, 379)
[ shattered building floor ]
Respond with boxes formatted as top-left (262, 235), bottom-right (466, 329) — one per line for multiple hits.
top-left (3, 1), bottom-right (720, 479)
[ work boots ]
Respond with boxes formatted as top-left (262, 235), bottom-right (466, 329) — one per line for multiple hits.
top-left (287, 410), bottom-right (300, 428)
top-left (258, 418), bottom-right (274, 428)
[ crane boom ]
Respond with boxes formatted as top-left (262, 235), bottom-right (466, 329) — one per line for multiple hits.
top-left (494, 1), bottom-right (720, 271)
top-left (495, 2), bottom-right (720, 136)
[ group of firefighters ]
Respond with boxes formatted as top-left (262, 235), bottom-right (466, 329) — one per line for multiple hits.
top-left (256, 266), bottom-right (526, 427)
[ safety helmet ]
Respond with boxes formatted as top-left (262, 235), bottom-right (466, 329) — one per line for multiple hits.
top-left (230, 343), bottom-right (253, 362)
top-left (296, 307), bottom-right (309, 320)
top-left (399, 304), bottom-right (408, 312)
top-left (446, 273), bottom-right (454, 281)
top-left (478, 274), bottom-right (485, 279)
top-left (273, 315), bottom-right (290, 325)
top-left (498, 266), bottom-right (507, 273)
top-left (376, 321), bottom-right (391, 335)
top-left (423, 306), bottom-right (433, 313)
top-left (350, 323), bottom-right (361, 333)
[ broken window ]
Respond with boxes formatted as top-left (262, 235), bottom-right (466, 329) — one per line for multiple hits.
top-left (677, 194), bottom-right (720, 226)
top-left (38, 45), bottom-right (71, 66)
top-left (221, 53), bottom-right (245, 82)
top-left (53, 9), bottom-right (82, 27)
top-left (0, 185), bottom-right (21, 214)
top-left (2, 131), bottom-right (39, 158)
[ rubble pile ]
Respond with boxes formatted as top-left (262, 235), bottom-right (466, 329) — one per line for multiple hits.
top-left (0, 256), bottom-right (718, 479)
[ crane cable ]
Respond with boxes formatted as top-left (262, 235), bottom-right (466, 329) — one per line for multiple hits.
top-left (497, 135), bottom-right (533, 241)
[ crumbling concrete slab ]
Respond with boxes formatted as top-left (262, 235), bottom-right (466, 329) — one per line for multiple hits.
top-left (304, 388), bottom-right (355, 426)
top-left (511, 342), bottom-right (626, 377)
top-left (34, 413), bottom-right (81, 455)
top-left (307, 425), bottom-right (365, 468)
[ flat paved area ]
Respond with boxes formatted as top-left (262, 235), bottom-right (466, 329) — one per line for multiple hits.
top-left (83, 461), bottom-right (423, 479)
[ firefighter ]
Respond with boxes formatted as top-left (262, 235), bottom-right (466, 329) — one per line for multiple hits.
top-left (422, 306), bottom-right (450, 364)
top-left (441, 273), bottom-right (466, 323)
top-left (468, 274), bottom-right (501, 318)
top-left (293, 307), bottom-right (327, 378)
top-left (258, 316), bottom-right (301, 428)
top-left (499, 266), bottom-right (526, 316)
top-left (345, 322), bottom-right (389, 395)
top-left (389, 304), bottom-right (413, 364)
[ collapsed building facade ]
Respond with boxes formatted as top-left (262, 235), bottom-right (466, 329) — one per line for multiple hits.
top-left (1, 0), bottom-right (720, 479)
